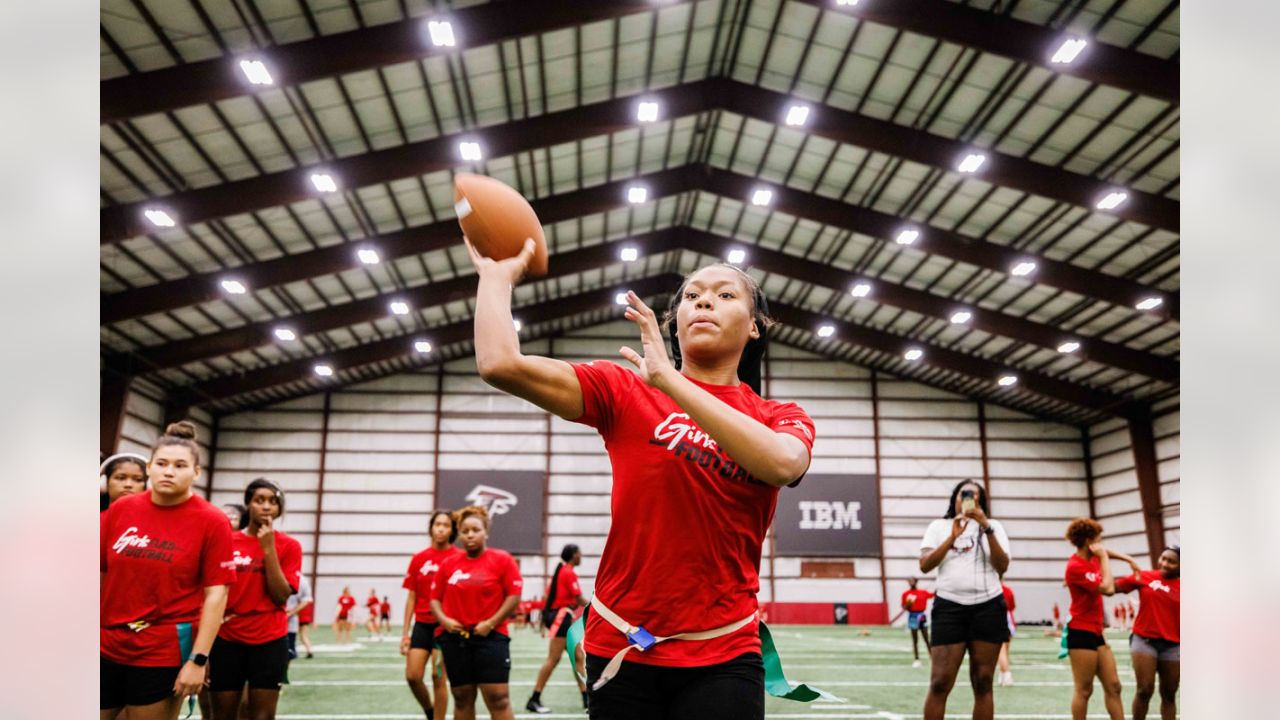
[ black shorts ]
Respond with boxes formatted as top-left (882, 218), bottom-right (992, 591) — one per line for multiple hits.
top-left (1066, 627), bottom-right (1108, 651)
top-left (100, 656), bottom-right (180, 709)
top-left (930, 594), bottom-right (1010, 646)
top-left (437, 632), bottom-right (511, 686)
top-left (287, 632), bottom-right (298, 660)
top-left (585, 651), bottom-right (765, 720)
top-left (543, 607), bottom-right (575, 638)
top-left (209, 635), bottom-right (291, 692)
top-left (410, 621), bottom-right (440, 652)
top-left (381, 613), bottom-right (391, 621)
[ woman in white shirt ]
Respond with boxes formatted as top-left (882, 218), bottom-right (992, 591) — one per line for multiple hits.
top-left (918, 480), bottom-right (1012, 720)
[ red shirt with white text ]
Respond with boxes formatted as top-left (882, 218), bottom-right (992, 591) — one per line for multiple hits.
top-left (337, 595), bottom-right (355, 618)
top-left (1066, 554), bottom-right (1105, 635)
top-left (429, 548), bottom-right (523, 636)
top-left (571, 361), bottom-right (816, 667)
top-left (100, 492), bottom-right (236, 666)
top-left (1116, 570), bottom-right (1179, 643)
top-left (219, 529), bottom-right (302, 644)
top-left (901, 589), bottom-right (931, 612)
top-left (403, 546), bottom-right (464, 623)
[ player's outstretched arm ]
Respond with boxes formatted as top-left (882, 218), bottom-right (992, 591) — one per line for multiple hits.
top-left (467, 237), bottom-right (584, 420)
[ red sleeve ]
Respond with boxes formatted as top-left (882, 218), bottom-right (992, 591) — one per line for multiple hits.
top-left (768, 401), bottom-right (815, 487)
top-left (282, 537), bottom-right (303, 594)
top-left (1066, 560), bottom-right (1099, 593)
top-left (501, 554), bottom-right (524, 597)
top-left (200, 513), bottom-right (237, 588)
top-left (430, 557), bottom-right (452, 603)
top-left (900, 591), bottom-right (910, 606)
top-left (1114, 573), bottom-right (1141, 593)
top-left (569, 361), bottom-right (636, 434)
top-left (403, 554), bottom-right (421, 591)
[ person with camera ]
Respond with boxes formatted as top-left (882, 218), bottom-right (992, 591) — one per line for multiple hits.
top-left (918, 480), bottom-right (1012, 720)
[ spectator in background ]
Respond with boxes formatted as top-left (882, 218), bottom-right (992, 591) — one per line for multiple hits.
top-left (380, 596), bottom-right (393, 636)
top-left (100, 452), bottom-right (148, 511)
top-left (286, 575), bottom-right (313, 666)
top-left (918, 480), bottom-right (1011, 720)
top-left (900, 577), bottom-right (932, 669)
top-left (334, 587), bottom-right (356, 645)
top-left (997, 579), bottom-right (1016, 686)
top-left (526, 543), bottom-right (589, 714)
top-left (1115, 545), bottom-right (1180, 720)
top-left (365, 588), bottom-right (382, 641)
top-left (402, 510), bottom-right (462, 720)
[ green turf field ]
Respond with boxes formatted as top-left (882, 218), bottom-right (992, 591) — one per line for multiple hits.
top-left (277, 625), bottom-right (1171, 719)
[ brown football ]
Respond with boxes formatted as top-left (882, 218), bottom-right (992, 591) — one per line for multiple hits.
top-left (453, 173), bottom-right (548, 277)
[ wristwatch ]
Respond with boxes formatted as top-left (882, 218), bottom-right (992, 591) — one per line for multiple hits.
top-left (189, 652), bottom-right (209, 667)
top-left (981, 525), bottom-right (994, 536)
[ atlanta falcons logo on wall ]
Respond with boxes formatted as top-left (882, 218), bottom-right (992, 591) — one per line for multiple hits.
top-left (465, 485), bottom-right (519, 516)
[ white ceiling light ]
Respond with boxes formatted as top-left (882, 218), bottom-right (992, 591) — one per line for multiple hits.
top-left (313, 364), bottom-right (334, 377)
top-left (144, 208), bottom-right (176, 228)
top-left (997, 374), bottom-right (1018, 387)
top-left (835, 0), bottom-right (859, 6)
top-left (389, 300), bottom-right (410, 316)
top-left (310, 173), bottom-right (337, 193)
top-left (1096, 191), bottom-right (1129, 210)
top-left (620, 246), bottom-right (639, 262)
top-left (1135, 296), bottom-right (1163, 311)
top-left (627, 186), bottom-right (648, 204)
top-left (273, 328), bottom-right (297, 342)
top-left (727, 249), bottom-right (747, 264)
top-left (784, 104), bottom-right (810, 127)
top-left (1057, 340), bottom-right (1081, 354)
top-left (957, 153), bottom-right (987, 173)
top-left (904, 348), bottom-right (924, 361)
top-left (895, 228), bottom-right (920, 245)
top-left (636, 101), bottom-right (660, 123)
top-left (357, 248), bottom-right (380, 265)
top-left (850, 282), bottom-right (872, 298)
top-left (615, 292), bottom-right (630, 306)
top-left (427, 20), bottom-right (456, 47)
top-left (458, 141), bottom-right (482, 161)
top-left (220, 279), bottom-right (247, 295)
top-left (751, 188), bottom-right (773, 207)
top-left (949, 310), bottom-right (972, 324)
top-left (817, 324), bottom-right (835, 338)
top-left (239, 59), bottom-right (273, 85)
top-left (1051, 38), bottom-right (1088, 65)
top-left (512, 319), bottom-right (522, 332)
top-left (414, 340), bottom-right (432, 354)
top-left (1011, 260), bottom-right (1037, 277)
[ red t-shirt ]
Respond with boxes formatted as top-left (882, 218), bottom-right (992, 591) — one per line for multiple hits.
top-left (1002, 584), bottom-right (1016, 620)
top-left (380, 601), bottom-right (391, 615)
top-left (571, 361), bottom-right (816, 667)
top-left (219, 530), bottom-right (303, 644)
top-left (337, 594), bottom-right (356, 618)
top-left (298, 601), bottom-right (315, 625)
top-left (548, 563), bottom-right (582, 610)
top-left (1065, 554), bottom-right (1105, 635)
top-left (1116, 570), bottom-right (1179, 643)
top-left (403, 546), bottom-right (465, 623)
top-left (901, 589), bottom-right (931, 612)
top-left (100, 492), bottom-right (237, 666)
top-left (366, 595), bottom-right (379, 613)
top-left (429, 548), bottom-right (524, 636)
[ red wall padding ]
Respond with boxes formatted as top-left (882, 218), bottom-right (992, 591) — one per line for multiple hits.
top-left (763, 602), bottom-right (888, 624)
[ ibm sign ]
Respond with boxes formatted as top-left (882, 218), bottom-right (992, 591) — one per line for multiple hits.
top-left (773, 474), bottom-right (882, 557)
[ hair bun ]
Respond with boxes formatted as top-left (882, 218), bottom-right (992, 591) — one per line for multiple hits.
top-left (164, 420), bottom-right (198, 440)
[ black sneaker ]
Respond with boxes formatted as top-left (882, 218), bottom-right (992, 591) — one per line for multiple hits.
top-left (525, 697), bottom-right (552, 714)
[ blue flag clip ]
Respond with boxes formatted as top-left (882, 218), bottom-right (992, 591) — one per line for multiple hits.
top-left (626, 625), bottom-right (656, 651)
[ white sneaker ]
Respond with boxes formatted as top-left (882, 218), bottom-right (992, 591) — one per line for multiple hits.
top-left (1002, 672), bottom-right (1014, 686)
top-left (912, 660), bottom-right (922, 668)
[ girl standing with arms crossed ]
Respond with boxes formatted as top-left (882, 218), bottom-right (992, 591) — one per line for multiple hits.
top-left (467, 238), bottom-right (815, 720)
top-left (100, 422), bottom-right (235, 720)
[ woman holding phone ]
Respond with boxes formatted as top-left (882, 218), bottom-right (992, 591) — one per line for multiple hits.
top-left (918, 480), bottom-right (1012, 720)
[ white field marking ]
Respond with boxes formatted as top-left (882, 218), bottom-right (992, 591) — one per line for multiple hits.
top-left (275, 714), bottom-right (1149, 719)
top-left (285, 679), bottom-right (1086, 688)
top-left (291, 661), bottom-right (1105, 673)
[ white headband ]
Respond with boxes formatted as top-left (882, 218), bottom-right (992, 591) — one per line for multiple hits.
top-left (100, 452), bottom-right (148, 476)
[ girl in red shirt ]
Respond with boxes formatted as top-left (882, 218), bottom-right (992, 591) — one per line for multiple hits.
top-left (401, 510), bottom-right (463, 720)
top-left (210, 478), bottom-right (303, 720)
top-left (1115, 545), bottom-right (1180, 720)
top-left (100, 452), bottom-right (147, 511)
top-left (468, 241), bottom-right (815, 720)
top-left (526, 543), bottom-right (589, 713)
top-left (100, 421), bottom-right (235, 720)
top-left (1063, 518), bottom-right (1141, 720)
top-left (334, 587), bottom-right (356, 644)
top-left (429, 505), bottom-right (523, 720)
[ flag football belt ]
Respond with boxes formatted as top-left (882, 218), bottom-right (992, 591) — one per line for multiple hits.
top-left (569, 596), bottom-right (842, 702)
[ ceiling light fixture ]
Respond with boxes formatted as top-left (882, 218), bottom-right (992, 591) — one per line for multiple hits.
top-left (427, 20), bottom-right (456, 47)
top-left (357, 248), bottom-right (380, 265)
top-left (1011, 261), bottom-right (1037, 277)
top-left (615, 292), bottom-right (630, 305)
top-left (310, 173), bottom-right (337, 193)
top-left (458, 141), bottom-right (482, 161)
top-left (389, 301), bottom-right (410, 316)
top-left (1051, 38), bottom-right (1088, 65)
top-left (1096, 191), bottom-right (1129, 210)
top-left (314, 364), bottom-right (334, 377)
top-left (620, 247), bottom-right (639, 262)
top-left (957, 153), bottom-right (987, 173)
top-left (904, 348), bottom-right (924, 361)
top-left (784, 104), bottom-right (810, 127)
top-left (144, 208), bottom-right (175, 228)
top-left (817, 324), bottom-right (835, 338)
top-left (997, 374), bottom-right (1018, 387)
top-left (627, 186), bottom-right (648, 204)
top-left (273, 328), bottom-right (297, 342)
top-left (1135, 296), bottom-right (1163, 311)
top-left (751, 188), bottom-right (773, 207)
top-left (896, 228), bottom-right (920, 245)
top-left (850, 282), bottom-right (872, 298)
top-left (414, 340), bottom-right (432, 354)
top-left (239, 59), bottom-right (273, 85)
top-left (512, 319), bottom-right (523, 332)
top-left (727, 249), bottom-right (747, 264)
top-left (220, 279), bottom-right (247, 295)
top-left (949, 310), bottom-right (972, 324)
top-left (1057, 341), bottom-right (1081, 354)
top-left (636, 101), bottom-right (660, 123)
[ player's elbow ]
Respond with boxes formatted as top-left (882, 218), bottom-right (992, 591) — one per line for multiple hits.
top-left (477, 355), bottom-right (520, 386)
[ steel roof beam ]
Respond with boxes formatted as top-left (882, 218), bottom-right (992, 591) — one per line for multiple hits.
top-left (101, 0), bottom-right (675, 123)
top-left (797, 0), bottom-right (1177, 102)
